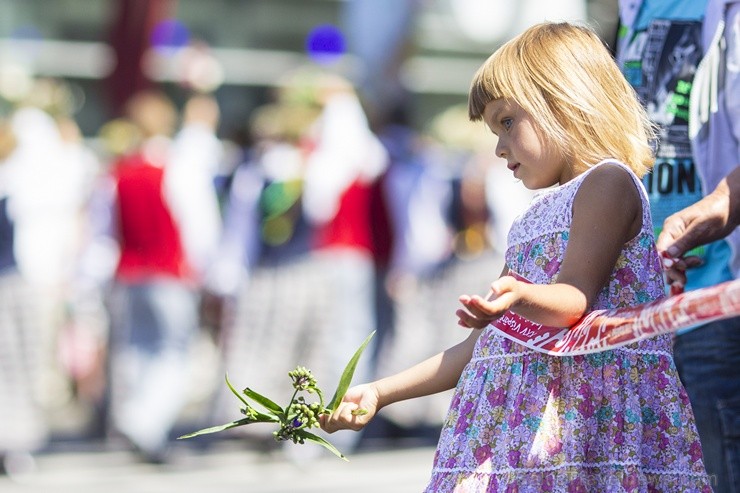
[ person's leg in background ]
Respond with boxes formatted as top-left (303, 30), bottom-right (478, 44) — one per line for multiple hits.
top-left (109, 280), bottom-right (197, 463)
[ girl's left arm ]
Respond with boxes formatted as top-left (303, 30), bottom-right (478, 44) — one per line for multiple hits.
top-left (457, 165), bottom-right (642, 328)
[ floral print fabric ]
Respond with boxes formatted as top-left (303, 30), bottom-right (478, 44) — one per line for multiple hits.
top-left (426, 161), bottom-right (711, 492)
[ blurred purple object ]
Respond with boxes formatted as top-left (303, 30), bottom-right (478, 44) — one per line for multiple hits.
top-left (305, 24), bottom-right (345, 64)
top-left (150, 18), bottom-right (190, 52)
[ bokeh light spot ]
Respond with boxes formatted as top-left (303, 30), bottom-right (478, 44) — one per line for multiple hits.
top-left (150, 19), bottom-right (190, 53)
top-left (305, 24), bottom-right (345, 64)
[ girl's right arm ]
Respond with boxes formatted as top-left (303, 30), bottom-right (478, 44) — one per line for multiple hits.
top-left (320, 328), bottom-right (482, 433)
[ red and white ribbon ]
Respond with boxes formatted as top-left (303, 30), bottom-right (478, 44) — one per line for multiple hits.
top-left (489, 273), bottom-right (740, 356)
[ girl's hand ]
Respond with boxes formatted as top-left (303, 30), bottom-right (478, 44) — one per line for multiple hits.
top-left (320, 383), bottom-right (379, 433)
top-left (456, 276), bottom-right (521, 329)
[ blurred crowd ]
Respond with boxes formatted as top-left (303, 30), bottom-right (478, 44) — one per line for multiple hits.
top-left (0, 70), bottom-right (533, 470)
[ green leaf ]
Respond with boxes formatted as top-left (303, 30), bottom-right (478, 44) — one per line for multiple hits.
top-left (225, 373), bottom-right (250, 407)
top-left (224, 374), bottom-right (281, 422)
top-left (248, 409), bottom-right (282, 424)
top-left (177, 417), bottom-right (253, 439)
top-left (244, 387), bottom-right (284, 417)
top-left (294, 429), bottom-right (348, 461)
top-left (326, 330), bottom-right (375, 412)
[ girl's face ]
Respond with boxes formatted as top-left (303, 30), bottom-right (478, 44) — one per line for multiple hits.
top-left (483, 98), bottom-right (573, 189)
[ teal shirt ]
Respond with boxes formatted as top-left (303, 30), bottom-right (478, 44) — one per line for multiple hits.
top-left (619, 0), bottom-right (734, 331)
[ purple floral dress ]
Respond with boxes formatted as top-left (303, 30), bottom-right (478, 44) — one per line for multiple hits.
top-left (425, 161), bottom-right (711, 492)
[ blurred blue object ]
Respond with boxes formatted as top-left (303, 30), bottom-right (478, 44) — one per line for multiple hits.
top-left (150, 18), bottom-right (190, 53)
top-left (305, 24), bottom-right (346, 65)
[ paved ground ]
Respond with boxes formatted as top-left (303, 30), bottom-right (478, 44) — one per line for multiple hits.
top-left (0, 440), bottom-right (436, 493)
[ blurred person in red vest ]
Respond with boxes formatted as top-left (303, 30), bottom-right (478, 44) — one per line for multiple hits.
top-left (299, 75), bottom-right (389, 455)
top-left (88, 90), bottom-right (222, 463)
top-left (206, 73), bottom-right (388, 459)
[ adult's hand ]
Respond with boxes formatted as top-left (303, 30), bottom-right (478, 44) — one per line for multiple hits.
top-left (657, 189), bottom-right (733, 258)
top-left (657, 167), bottom-right (740, 289)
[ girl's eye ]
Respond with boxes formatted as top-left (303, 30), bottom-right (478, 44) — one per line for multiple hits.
top-left (501, 118), bottom-right (513, 131)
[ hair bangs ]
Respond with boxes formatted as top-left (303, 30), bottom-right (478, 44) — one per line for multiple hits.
top-left (467, 47), bottom-right (522, 121)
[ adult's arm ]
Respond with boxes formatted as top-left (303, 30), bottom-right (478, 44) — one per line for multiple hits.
top-left (657, 166), bottom-right (740, 258)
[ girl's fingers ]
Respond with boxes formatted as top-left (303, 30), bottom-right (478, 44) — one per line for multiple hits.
top-left (322, 402), bottom-right (366, 432)
top-left (470, 292), bottom-right (512, 318)
top-left (322, 403), bottom-right (349, 433)
top-left (456, 309), bottom-right (488, 329)
top-left (458, 281), bottom-right (515, 330)
top-left (462, 295), bottom-right (497, 317)
top-left (335, 402), bottom-right (366, 431)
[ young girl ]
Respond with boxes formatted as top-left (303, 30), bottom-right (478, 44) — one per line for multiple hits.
top-left (321, 22), bottom-right (712, 492)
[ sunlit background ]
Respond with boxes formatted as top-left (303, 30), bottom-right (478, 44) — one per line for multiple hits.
top-left (0, 1), bottom-right (620, 491)
top-left (0, 0), bottom-right (618, 139)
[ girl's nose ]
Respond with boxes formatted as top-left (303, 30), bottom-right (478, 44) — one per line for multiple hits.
top-left (495, 140), bottom-right (507, 159)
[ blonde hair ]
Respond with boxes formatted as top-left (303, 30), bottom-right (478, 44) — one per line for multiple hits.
top-left (468, 22), bottom-right (655, 177)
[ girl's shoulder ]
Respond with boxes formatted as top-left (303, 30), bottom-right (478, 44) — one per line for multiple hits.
top-left (575, 159), bottom-right (641, 186)
top-left (572, 160), bottom-right (650, 244)
top-left (578, 160), bottom-right (643, 192)
top-left (569, 160), bottom-right (648, 214)
top-left (510, 160), bottom-right (646, 239)
top-left (575, 160), bottom-right (648, 205)
top-left (529, 160), bottom-right (643, 209)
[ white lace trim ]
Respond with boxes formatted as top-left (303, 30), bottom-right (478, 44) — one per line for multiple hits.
top-left (432, 461), bottom-right (708, 477)
top-left (469, 347), bottom-right (673, 363)
top-left (617, 347), bottom-right (673, 358)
